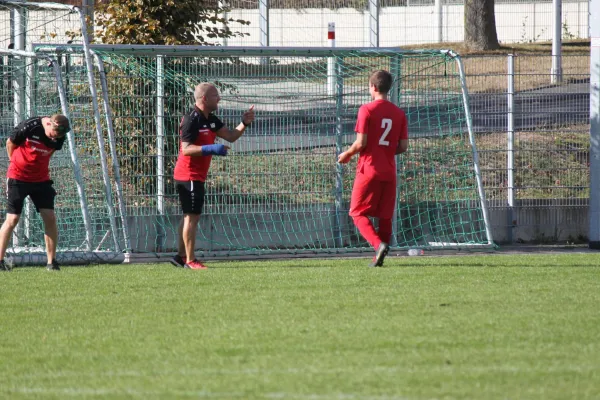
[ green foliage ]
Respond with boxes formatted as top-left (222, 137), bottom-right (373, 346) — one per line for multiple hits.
top-left (95, 0), bottom-right (250, 45)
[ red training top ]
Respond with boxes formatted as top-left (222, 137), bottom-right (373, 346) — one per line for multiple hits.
top-left (8, 117), bottom-right (64, 182)
top-left (354, 99), bottom-right (408, 181)
top-left (173, 106), bottom-right (225, 182)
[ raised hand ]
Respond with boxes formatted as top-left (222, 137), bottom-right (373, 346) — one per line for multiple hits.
top-left (242, 105), bottom-right (255, 126)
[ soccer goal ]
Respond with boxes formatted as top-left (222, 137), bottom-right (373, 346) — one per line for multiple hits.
top-left (0, 0), bottom-right (129, 265)
top-left (30, 44), bottom-right (494, 262)
top-left (1, 0), bottom-right (494, 263)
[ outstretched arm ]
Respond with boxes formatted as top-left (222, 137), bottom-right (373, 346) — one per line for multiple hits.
top-left (338, 133), bottom-right (367, 164)
top-left (181, 142), bottom-right (229, 157)
top-left (216, 105), bottom-right (255, 143)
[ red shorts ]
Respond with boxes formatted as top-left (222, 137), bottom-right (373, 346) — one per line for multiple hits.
top-left (349, 172), bottom-right (397, 219)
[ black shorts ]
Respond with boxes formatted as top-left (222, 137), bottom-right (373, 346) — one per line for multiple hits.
top-left (176, 180), bottom-right (205, 215)
top-left (6, 178), bottom-right (56, 215)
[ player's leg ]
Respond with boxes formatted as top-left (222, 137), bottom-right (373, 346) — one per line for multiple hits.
top-left (0, 179), bottom-right (25, 271)
top-left (30, 181), bottom-right (59, 270)
top-left (371, 179), bottom-right (397, 267)
top-left (182, 213), bottom-right (201, 261)
top-left (0, 214), bottom-right (20, 271)
top-left (349, 173), bottom-right (384, 250)
top-left (351, 216), bottom-right (379, 249)
top-left (39, 209), bottom-right (58, 269)
top-left (170, 218), bottom-right (186, 267)
top-left (176, 180), bottom-right (207, 270)
top-left (377, 179), bottom-right (397, 245)
top-left (378, 219), bottom-right (392, 245)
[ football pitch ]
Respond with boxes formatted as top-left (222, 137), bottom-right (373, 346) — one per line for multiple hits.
top-left (1, 253), bottom-right (599, 399)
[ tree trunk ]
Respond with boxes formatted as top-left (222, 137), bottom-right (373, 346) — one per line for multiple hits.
top-left (464, 0), bottom-right (500, 51)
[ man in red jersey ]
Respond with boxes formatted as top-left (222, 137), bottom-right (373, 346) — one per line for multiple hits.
top-left (0, 114), bottom-right (70, 271)
top-left (172, 83), bottom-right (255, 270)
top-left (338, 70), bottom-right (409, 267)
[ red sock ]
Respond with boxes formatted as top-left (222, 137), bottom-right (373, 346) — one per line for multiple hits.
top-left (352, 216), bottom-right (381, 249)
top-left (378, 218), bottom-right (392, 244)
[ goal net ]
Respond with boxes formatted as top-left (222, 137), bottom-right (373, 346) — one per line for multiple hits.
top-left (32, 45), bottom-right (493, 261)
top-left (0, 0), bottom-right (493, 263)
top-left (0, 1), bottom-right (124, 265)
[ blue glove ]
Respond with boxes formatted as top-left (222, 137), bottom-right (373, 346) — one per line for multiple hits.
top-left (201, 144), bottom-right (228, 156)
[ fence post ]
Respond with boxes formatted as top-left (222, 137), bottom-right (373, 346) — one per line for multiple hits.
top-left (369, 0), bottom-right (379, 47)
top-left (551, 0), bottom-right (563, 83)
top-left (390, 55), bottom-right (402, 247)
top-left (532, 2), bottom-right (537, 42)
top-left (11, 7), bottom-right (26, 248)
top-left (156, 55), bottom-right (166, 251)
top-left (507, 54), bottom-right (515, 243)
top-left (435, 0), bottom-right (443, 43)
top-left (588, 3), bottom-right (600, 248)
top-left (219, 0), bottom-right (228, 46)
top-left (82, 0), bottom-right (94, 40)
top-left (23, 43), bottom-right (35, 246)
top-left (334, 56), bottom-right (345, 249)
top-left (259, 0), bottom-right (269, 47)
top-left (327, 23), bottom-right (335, 96)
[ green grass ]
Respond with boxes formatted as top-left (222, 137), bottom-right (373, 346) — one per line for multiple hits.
top-left (1, 253), bottom-right (600, 399)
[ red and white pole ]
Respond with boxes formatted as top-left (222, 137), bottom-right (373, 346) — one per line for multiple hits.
top-left (327, 22), bottom-right (335, 96)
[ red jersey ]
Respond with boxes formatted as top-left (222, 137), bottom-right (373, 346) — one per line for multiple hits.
top-left (354, 99), bottom-right (408, 181)
top-left (7, 117), bottom-right (64, 183)
top-left (173, 107), bottom-right (224, 182)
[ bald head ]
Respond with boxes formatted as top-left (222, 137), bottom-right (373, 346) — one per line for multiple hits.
top-left (194, 83), bottom-right (216, 102)
top-left (194, 83), bottom-right (220, 112)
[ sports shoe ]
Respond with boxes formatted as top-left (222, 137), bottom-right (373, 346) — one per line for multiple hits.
top-left (0, 259), bottom-right (11, 272)
top-left (370, 242), bottom-right (389, 267)
top-left (369, 256), bottom-right (378, 268)
top-left (170, 254), bottom-right (186, 268)
top-left (46, 260), bottom-right (60, 271)
top-left (184, 259), bottom-right (208, 270)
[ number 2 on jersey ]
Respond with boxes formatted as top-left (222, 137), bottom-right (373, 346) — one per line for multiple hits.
top-left (379, 118), bottom-right (392, 146)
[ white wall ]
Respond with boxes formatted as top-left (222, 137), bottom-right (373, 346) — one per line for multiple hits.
top-left (222, 2), bottom-right (589, 47)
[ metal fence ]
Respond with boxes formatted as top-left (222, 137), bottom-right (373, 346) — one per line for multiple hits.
top-left (218, 0), bottom-right (589, 47)
top-left (466, 53), bottom-right (590, 243)
top-left (1, 51), bottom-right (591, 246)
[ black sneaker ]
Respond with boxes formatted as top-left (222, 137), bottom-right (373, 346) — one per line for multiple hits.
top-left (170, 254), bottom-right (186, 268)
top-left (46, 260), bottom-right (60, 271)
top-left (0, 259), bottom-right (11, 272)
top-left (370, 242), bottom-right (389, 267)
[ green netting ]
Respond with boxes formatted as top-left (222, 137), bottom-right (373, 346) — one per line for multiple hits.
top-left (4, 43), bottom-right (493, 263)
top-left (91, 47), bottom-right (492, 256)
top-left (0, 1), bottom-right (124, 265)
top-left (0, 51), bottom-right (118, 264)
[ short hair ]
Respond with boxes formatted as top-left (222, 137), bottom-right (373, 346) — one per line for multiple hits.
top-left (194, 83), bottom-right (216, 102)
top-left (51, 114), bottom-right (70, 135)
top-left (369, 70), bottom-right (393, 94)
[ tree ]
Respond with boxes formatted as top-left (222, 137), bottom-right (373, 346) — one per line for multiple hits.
top-left (95, 0), bottom-right (249, 45)
top-left (464, 0), bottom-right (499, 51)
top-left (91, 0), bottom-right (251, 210)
